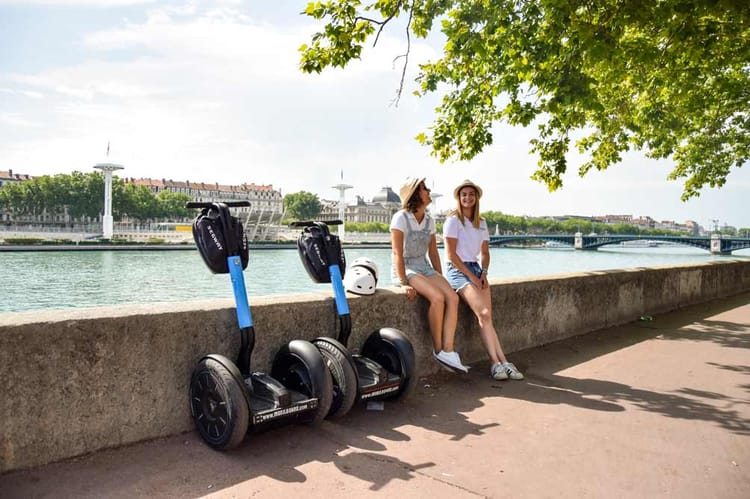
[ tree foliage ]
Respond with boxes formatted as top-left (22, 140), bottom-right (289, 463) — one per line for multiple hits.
top-left (482, 211), bottom-right (689, 236)
top-left (345, 221), bottom-right (390, 232)
top-left (300, 0), bottom-right (749, 200)
top-left (0, 172), bottom-right (191, 223)
top-left (283, 191), bottom-right (322, 220)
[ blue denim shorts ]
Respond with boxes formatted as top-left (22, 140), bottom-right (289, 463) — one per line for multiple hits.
top-left (445, 261), bottom-right (482, 291)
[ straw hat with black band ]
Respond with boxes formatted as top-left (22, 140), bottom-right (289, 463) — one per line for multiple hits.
top-left (399, 176), bottom-right (426, 210)
top-left (453, 179), bottom-right (483, 200)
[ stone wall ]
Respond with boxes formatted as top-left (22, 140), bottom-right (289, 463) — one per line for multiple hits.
top-left (1, 259), bottom-right (749, 472)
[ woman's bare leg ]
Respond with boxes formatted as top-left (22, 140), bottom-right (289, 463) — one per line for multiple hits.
top-left (409, 275), bottom-right (446, 352)
top-left (427, 274), bottom-right (459, 351)
top-left (459, 284), bottom-right (508, 364)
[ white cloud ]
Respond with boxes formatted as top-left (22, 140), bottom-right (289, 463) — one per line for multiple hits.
top-left (1, 1), bottom-right (748, 229)
top-left (0, 0), bottom-right (155, 5)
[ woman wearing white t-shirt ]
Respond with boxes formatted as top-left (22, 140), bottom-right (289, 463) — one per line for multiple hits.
top-left (390, 176), bottom-right (468, 373)
top-left (443, 180), bottom-right (524, 381)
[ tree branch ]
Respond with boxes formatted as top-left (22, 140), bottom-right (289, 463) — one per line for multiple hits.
top-left (390, 6), bottom-right (413, 107)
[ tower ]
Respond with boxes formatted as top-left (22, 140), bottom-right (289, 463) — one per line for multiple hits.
top-left (332, 171), bottom-right (353, 240)
top-left (428, 180), bottom-right (442, 214)
top-left (93, 143), bottom-right (124, 239)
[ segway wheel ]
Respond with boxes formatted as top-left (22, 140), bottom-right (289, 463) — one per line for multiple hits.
top-left (313, 337), bottom-right (357, 419)
top-left (272, 340), bottom-right (334, 425)
top-left (361, 328), bottom-right (417, 401)
top-left (189, 357), bottom-right (249, 450)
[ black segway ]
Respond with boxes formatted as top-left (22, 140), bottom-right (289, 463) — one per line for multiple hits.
top-left (186, 201), bottom-right (332, 450)
top-left (291, 220), bottom-right (417, 419)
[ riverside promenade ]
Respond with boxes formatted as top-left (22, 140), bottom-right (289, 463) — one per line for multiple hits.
top-left (1, 292), bottom-right (748, 498)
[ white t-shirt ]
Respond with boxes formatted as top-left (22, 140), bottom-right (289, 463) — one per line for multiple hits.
top-left (443, 215), bottom-right (489, 262)
top-left (389, 210), bottom-right (436, 235)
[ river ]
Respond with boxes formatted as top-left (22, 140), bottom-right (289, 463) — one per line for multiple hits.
top-left (2, 245), bottom-right (748, 313)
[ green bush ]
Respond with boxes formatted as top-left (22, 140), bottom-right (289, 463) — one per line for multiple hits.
top-left (2, 237), bottom-right (45, 245)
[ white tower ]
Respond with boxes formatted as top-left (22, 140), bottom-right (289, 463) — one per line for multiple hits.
top-left (428, 180), bottom-right (442, 214)
top-left (332, 171), bottom-right (352, 240)
top-left (94, 144), bottom-right (124, 239)
top-left (430, 193), bottom-right (443, 214)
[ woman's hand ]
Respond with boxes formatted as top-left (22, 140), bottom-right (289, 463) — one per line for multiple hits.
top-left (404, 285), bottom-right (417, 301)
top-left (469, 273), bottom-right (482, 289)
top-left (469, 270), bottom-right (487, 289)
top-left (479, 273), bottom-right (488, 289)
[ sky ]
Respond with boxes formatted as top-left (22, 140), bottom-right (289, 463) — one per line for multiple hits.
top-left (1, 0), bottom-right (748, 230)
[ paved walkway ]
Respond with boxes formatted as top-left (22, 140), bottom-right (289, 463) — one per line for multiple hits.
top-left (2, 293), bottom-right (749, 498)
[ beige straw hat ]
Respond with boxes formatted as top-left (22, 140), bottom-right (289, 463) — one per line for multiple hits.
top-left (399, 176), bottom-right (426, 209)
top-left (453, 179), bottom-right (483, 200)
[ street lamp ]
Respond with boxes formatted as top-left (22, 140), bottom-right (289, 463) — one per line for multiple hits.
top-left (332, 171), bottom-right (352, 241)
top-left (430, 192), bottom-right (443, 214)
top-left (93, 161), bottom-right (124, 239)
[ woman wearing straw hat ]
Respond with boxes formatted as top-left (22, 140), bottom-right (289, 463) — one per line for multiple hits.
top-left (443, 179), bottom-right (524, 381)
top-left (390, 176), bottom-right (469, 373)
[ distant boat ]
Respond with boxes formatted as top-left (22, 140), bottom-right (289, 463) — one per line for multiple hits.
top-left (544, 241), bottom-right (568, 248)
top-left (620, 240), bottom-right (659, 247)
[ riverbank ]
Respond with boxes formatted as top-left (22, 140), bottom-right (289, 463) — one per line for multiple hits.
top-left (0, 242), bottom-right (392, 252)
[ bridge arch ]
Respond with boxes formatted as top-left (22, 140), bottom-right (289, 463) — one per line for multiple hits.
top-left (488, 234), bottom-right (750, 254)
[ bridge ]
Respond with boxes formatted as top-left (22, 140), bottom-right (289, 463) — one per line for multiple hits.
top-left (488, 233), bottom-right (750, 255)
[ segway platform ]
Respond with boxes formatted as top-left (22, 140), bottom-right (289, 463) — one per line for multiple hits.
top-left (353, 356), bottom-right (401, 399)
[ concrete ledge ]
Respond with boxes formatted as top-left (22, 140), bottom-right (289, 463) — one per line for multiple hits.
top-left (1, 259), bottom-right (749, 472)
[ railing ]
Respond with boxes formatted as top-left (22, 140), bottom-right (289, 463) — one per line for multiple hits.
top-left (489, 233), bottom-right (750, 254)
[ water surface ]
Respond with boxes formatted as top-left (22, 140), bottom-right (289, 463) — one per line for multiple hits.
top-left (2, 246), bottom-right (746, 313)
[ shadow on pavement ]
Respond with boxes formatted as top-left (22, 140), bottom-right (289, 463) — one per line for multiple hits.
top-left (494, 292), bottom-right (750, 436)
top-left (0, 368), bottom-right (499, 498)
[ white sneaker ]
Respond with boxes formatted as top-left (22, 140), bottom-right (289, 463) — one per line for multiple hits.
top-left (502, 362), bottom-right (524, 380)
top-left (433, 350), bottom-right (469, 373)
top-left (491, 362), bottom-right (508, 380)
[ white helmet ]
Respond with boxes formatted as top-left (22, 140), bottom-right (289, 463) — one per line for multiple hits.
top-left (350, 257), bottom-right (379, 281)
top-left (343, 266), bottom-right (377, 295)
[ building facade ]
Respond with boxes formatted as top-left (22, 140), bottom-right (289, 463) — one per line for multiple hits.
top-left (124, 177), bottom-right (283, 218)
top-left (319, 186), bottom-right (401, 224)
top-left (0, 170), bottom-right (284, 238)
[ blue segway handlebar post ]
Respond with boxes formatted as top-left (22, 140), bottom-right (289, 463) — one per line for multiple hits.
top-left (228, 255), bottom-right (253, 329)
top-left (329, 264), bottom-right (350, 316)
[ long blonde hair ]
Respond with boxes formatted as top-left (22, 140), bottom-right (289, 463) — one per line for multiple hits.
top-left (452, 187), bottom-right (481, 229)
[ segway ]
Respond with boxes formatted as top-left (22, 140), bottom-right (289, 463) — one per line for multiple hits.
top-left (291, 220), bottom-right (417, 419)
top-left (186, 201), bottom-right (332, 450)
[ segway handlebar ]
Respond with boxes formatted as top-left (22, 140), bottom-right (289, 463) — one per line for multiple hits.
top-left (289, 220), bottom-right (342, 228)
top-left (186, 201), bottom-right (251, 209)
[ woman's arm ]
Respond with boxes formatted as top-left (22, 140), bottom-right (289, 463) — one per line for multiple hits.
top-left (480, 240), bottom-right (490, 270)
top-left (427, 234), bottom-right (442, 275)
top-left (479, 240), bottom-right (490, 289)
top-left (390, 228), bottom-right (409, 285)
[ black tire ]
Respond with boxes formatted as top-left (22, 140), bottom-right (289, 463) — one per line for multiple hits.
top-left (313, 337), bottom-right (358, 419)
top-left (272, 340), bottom-right (334, 425)
top-left (189, 355), bottom-right (249, 451)
top-left (361, 328), bottom-right (417, 401)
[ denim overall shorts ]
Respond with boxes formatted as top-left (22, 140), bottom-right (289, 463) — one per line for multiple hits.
top-left (392, 211), bottom-right (437, 285)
